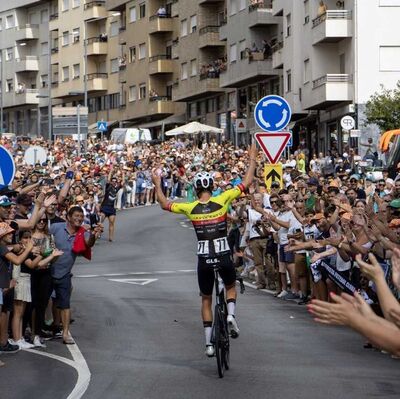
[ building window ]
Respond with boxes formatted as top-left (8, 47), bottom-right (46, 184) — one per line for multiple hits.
top-left (62, 31), bottom-right (70, 46)
top-left (129, 46), bottom-right (136, 63)
top-left (5, 48), bottom-right (13, 61)
top-left (41, 74), bottom-right (48, 88)
top-left (190, 59), bottom-right (197, 76)
top-left (286, 69), bottom-right (292, 92)
top-left (239, 39), bottom-right (246, 59)
top-left (139, 3), bottom-right (146, 18)
top-left (110, 21), bottom-right (119, 37)
top-left (139, 84), bottom-right (146, 100)
top-left (40, 9), bottom-right (49, 23)
top-left (380, 46), bottom-right (400, 71)
top-left (304, 0), bottom-right (309, 24)
top-left (109, 93), bottom-right (119, 109)
top-left (286, 13), bottom-right (292, 37)
top-left (72, 0), bottom-right (80, 8)
top-left (110, 58), bottom-right (119, 73)
top-left (190, 15), bottom-right (197, 33)
top-left (138, 43), bottom-right (146, 59)
top-left (73, 64), bottom-right (80, 79)
top-left (62, 0), bottom-right (69, 12)
top-left (41, 42), bottom-right (49, 56)
top-left (230, 0), bottom-right (237, 16)
top-left (0, 18), bottom-right (2, 31)
top-left (129, 85), bottom-right (137, 101)
top-left (62, 66), bottom-right (69, 82)
top-left (6, 79), bottom-right (13, 92)
top-left (181, 62), bottom-right (188, 80)
top-left (303, 59), bottom-right (310, 83)
top-left (6, 15), bottom-right (14, 29)
top-left (181, 19), bottom-right (187, 37)
top-left (72, 28), bottom-right (80, 43)
top-left (230, 43), bottom-right (237, 63)
top-left (129, 6), bottom-right (137, 22)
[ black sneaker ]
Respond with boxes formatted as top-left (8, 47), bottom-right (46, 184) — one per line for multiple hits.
top-left (0, 342), bottom-right (20, 353)
top-left (40, 330), bottom-right (54, 341)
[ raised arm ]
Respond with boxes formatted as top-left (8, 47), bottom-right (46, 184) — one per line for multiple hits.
top-left (152, 170), bottom-right (170, 210)
top-left (241, 142), bottom-right (257, 190)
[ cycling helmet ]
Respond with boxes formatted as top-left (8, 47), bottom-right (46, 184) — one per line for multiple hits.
top-left (193, 171), bottom-right (214, 192)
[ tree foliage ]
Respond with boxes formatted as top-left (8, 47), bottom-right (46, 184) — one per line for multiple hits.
top-left (365, 82), bottom-right (400, 132)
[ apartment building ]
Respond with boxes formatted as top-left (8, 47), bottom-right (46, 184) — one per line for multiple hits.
top-left (272, 0), bottom-right (400, 156)
top-left (219, 0), bottom-right (282, 143)
top-left (0, 0), bottom-right (51, 137)
top-left (103, 0), bottom-right (185, 136)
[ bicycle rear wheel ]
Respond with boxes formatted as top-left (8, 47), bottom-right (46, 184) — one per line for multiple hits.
top-left (214, 304), bottom-right (225, 378)
top-left (222, 302), bottom-right (230, 370)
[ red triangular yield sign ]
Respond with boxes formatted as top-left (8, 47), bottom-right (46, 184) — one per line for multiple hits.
top-left (254, 132), bottom-right (291, 164)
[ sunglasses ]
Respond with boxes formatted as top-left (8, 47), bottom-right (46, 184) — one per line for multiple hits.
top-left (270, 201), bottom-right (278, 205)
top-left (350, 180), bottom-right (357, 183)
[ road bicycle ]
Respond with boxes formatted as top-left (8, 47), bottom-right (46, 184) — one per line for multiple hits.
top-left (211, 266), bottom-right (245, 378)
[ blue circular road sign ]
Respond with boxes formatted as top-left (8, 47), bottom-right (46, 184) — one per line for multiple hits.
top-left (0, 145), bottom-right (16, 188)
top-left (254, 95), bottom-right (292, 133)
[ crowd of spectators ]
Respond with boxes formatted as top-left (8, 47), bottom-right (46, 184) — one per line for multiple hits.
top-left (199, 58), bottom-right (227, 79)
top-left (0, 132), bottom-right (399, 366)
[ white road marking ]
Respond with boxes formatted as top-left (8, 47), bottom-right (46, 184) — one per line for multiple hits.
top-left (108, 278), bottom-right (158, 286)
top-left (27, 340), bottom-right (90, 399)
top-left (76, 269), bottom-right (196, 278)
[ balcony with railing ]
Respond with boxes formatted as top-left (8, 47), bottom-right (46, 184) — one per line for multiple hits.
top-left (119, 26), bottom-right (127, 45)
top-left (86, 72), bottom-right (108, 91)
top-left (86, 37), bottom-right (108, 55)
top-left (271, 41), bottom-right (283, 69)
top-left (15, 24), bottom-right (39, 41)
top-left (220, 53), bottom-right (275, 88)
top-left (49, 12), bottom-right (58, 30)
top-left (312, 10), bottom-right (352, 45)
top-left (304, 74), bottom-right (353, 109)
top-left (148, 14), bottom-right (173, 34)
top-left (106, 0), bottom-right (126, 11)
top-left (248, 0), bottom-right (279, 28)
top-left (84, 1), bottom-right (107, 20)
top-left (15, 56), bottom-right (39, 72)
top-left (198, 26), bottom-right (225, 49)
top-left (173, 73), bottom-right (224, 102)
top-left (148, 95), bottom-right (174, 115)
top-left (14, 89), bottom-right (39, 106)
top-left (199, 0), bottom-right (225, 4)
top-left (149, 55), bottom-right (174, 75)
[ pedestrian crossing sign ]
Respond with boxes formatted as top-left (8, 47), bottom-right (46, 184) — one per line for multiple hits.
top-left (97, 121), bottom-right (108, 132)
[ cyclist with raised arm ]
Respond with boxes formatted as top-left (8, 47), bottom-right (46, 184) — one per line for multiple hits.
top-left (152, 143), bottom-right (257, 357)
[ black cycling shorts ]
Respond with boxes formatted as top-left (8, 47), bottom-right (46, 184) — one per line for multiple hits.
top-left (197, 253), bottom-right (236, 296)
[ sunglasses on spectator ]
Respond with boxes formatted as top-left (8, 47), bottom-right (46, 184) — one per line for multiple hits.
top-left (350, 179), bottom-right (357, 183)
top-left (270, 201), bottom-right (278, 205)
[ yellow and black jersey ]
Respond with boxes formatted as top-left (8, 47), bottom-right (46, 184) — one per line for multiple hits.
top-left (167, 184), bottom-right (245, 257)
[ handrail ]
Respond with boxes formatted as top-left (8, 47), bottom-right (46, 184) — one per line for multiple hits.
top-left (15, 56), bottom-right (39, 61)
top-left (87, 72), bottom-right (108, 80)
top-left (16, 89), bottom-right (38, 94)
top-left (86, 36), bottom-right (107, 44)
top-left (199, 73), bottom-right (219, 80)
top-left (16, 24), bottom-right (39, 30)
top-left (249, 0), bottom-right (273, 12)
top-left (149, 14), bottom-right (172, 21)
top-left (199, 25), bottom-right (220, 35)
top-left (149, 95), bottom-right (171, 102)
top-left (84, 1), bottom-right (106, 10)
top-left (312, 74), bottom-right (352, 89)
top-left (312, 10), bottom-right (352, 28)
top-left (149, 54), bottom-right (172, 62)
top-left (50, 13), bottom-right (58, 21)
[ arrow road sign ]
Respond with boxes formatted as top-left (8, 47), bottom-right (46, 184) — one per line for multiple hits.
top-left (255, 132), bottom-right (291, 164)
top-left (264, 164), bottom-right (283, 190)
top-left (97, 121), bottom-right (108, 132)
top-left (108, 278), bottom-right (158, 286)
top-left (254, 95), bottom-right (292, 132)
top-left (0, 145), bottom-right (16, 188)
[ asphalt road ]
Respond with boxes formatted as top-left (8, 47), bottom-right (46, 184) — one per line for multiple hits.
top-left (2, 205), bottom-right (400, 399)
